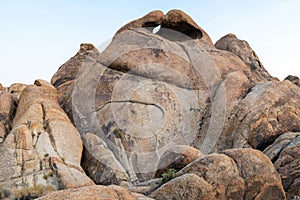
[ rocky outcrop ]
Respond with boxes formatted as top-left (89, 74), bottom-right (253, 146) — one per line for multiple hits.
top-left (37, 185), bottom-right (153, 200)
top-left (1, 9), bottom-right (299, 199)
top-left (0, 80), bottom-right (93, 199)
top-left (151, 148), bottom-right (285, 200)
top-left (51, 27), bottom-right (211, 182)
top-left (49, 10), bottom-right (300, 197)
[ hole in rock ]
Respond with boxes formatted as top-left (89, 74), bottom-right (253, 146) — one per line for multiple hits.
top-left (142, 21), bottom-right (203, 42)
top-left (157, 23), bottom-right (202, 42)
top-left (142, 22), bottom-right (161, 33)
top-left (152, 25), bottom-right (161, 34)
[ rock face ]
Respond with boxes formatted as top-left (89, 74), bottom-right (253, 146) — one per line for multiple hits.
top-left (151, 148), bottom-right (285, 200)
top-left (1, 9), bottom-right (300, 200)
top-left (0, 80), bottom-right (93, 199)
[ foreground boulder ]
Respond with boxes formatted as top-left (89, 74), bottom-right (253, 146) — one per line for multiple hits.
top-left (150, 148), bottom-right (285, 200)
top-left (0, 80), bottom-right (93, 199)
top-left (37, 185), bottom-right (153, 200)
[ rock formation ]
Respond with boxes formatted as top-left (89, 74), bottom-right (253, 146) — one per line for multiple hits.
top-left (1, 9), bottom-right (299, 200)
top-left (0, 80), bottom-right (93, 199)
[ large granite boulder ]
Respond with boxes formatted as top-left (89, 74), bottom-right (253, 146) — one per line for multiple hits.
top-left (50, 9), bottom-right (300, 191)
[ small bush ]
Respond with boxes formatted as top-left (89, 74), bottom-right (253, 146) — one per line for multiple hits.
top-left (161, 168), bottom-right (177, 183)
top-left (113, 128), bottom-right (123, 138)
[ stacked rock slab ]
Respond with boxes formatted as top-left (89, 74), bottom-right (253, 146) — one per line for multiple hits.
top-left (0, 80), bottom-right (93, 199)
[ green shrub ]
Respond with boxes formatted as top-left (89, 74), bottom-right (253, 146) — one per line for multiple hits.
top-left (113, 128), bottom-right (123, 138)
top-left (161, 168), bottom-right (177, 183)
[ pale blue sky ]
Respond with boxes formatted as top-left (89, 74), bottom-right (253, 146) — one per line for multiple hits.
top-left (0, 1), bottom-right (299, 86)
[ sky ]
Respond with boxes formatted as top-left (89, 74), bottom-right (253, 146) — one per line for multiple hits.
top-left (0, 0), bottom-right (299, 86)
